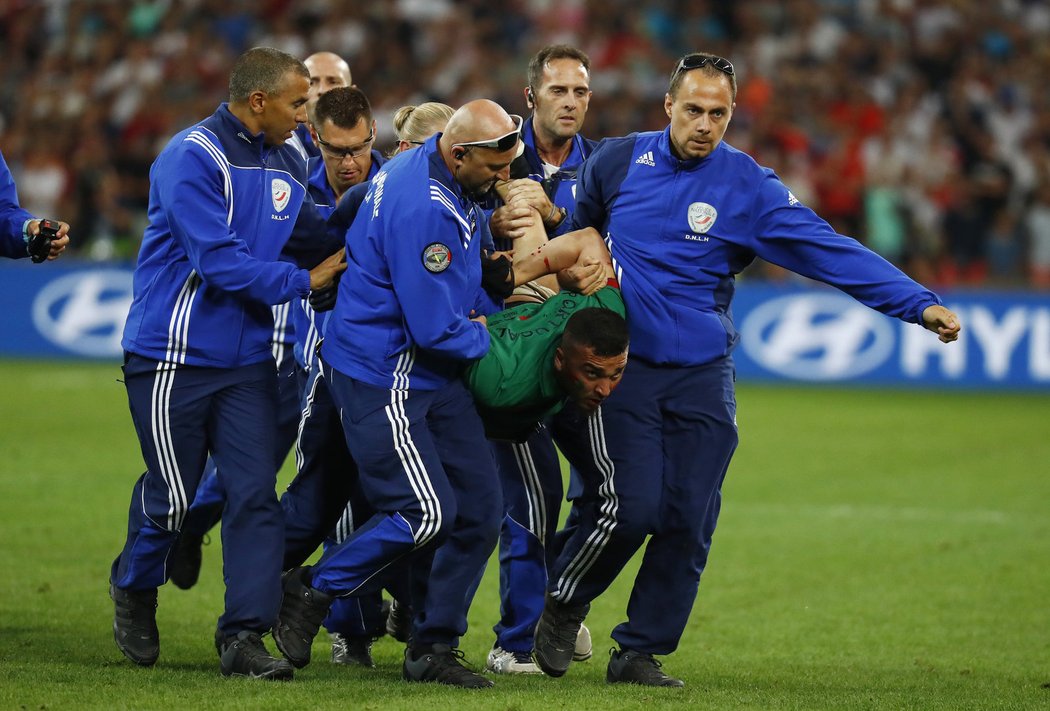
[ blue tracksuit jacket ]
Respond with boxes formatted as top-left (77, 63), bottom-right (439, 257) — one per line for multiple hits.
top-left (292, 151), bottom-right (385, 371)
top-left (320, 133), bottom-right (490, 390)
top-left (0, 150), bottom-right (35, 259)
top-left (573, 128), bottom-right (942, 366)
top-left (121, 104), bottom-right (318, 368)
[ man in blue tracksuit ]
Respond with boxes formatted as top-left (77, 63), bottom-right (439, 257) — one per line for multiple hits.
top-left (169, 57), bottom-right (361, 588)
top-left (273, 100), bottom-right (524, 689)
top-left (109, 47), bottom-right (345, 680)
top-left (483, 45), bottom-right (600, 676)
top-left (532, 52), bottom-right (962, 687)
top-left (0, 149), bottom-right (70, 260)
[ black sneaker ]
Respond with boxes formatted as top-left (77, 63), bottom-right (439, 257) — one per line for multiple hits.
top-left (385, 598), bottom-right (413, 643)
top-left (606, 647), bottom-right (684, 687)
top-left (330, 632), bottom-right (375, 668)
top-left (217, 630), bottom-right (294, 680)
top-left (533, 592), bottom-right (589, 678)
top-left (403, 644), bottom-right (494, 688)
top-left (168, 532), bottom-right (206, 590)
top-left (272, 567), bottom-right (333, 668)
top-left (110, 584), bottom-right (159, 666)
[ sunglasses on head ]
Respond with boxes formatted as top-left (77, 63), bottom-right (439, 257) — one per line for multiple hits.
top-left (673, 54), bottom-right (735, 80)
top-left (452, 114), bottom-right (524, 153)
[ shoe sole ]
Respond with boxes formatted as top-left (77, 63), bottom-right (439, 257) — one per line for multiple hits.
top-left (486, 665), bottom-right (543, 675)
top-left (272, 626), bottom-right (311, 669)
top-left (223, 668), bottom-right (295, 681)
top-left (532, 650), bottom-right (569, 678)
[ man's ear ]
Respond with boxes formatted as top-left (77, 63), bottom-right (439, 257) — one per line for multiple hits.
top-left (553, 345), bottom-right (565, 372)
top-left (248, 89), bottom-right (268, 115)
top-left (453, 148), bottom-right (466, 161)
top-left (664, 93), bottom-right (673, 120)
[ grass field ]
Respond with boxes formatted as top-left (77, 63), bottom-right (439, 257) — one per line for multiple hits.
top-left (1, 360), bottom-right (1047, 710)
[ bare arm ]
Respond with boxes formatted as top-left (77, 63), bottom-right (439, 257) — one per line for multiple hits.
top-left (512, 227), bottom-right (612, 294)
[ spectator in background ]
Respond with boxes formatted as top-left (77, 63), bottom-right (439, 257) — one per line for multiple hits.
top-left (4, 2), bottom-right (1050, 287)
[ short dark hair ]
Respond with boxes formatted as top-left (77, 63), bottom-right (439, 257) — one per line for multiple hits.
top-left (668, 52), bottom-right (737, 102)
top-left (562, 307), bottom-right (629, 358)
top-left (313, 86), bottom-right (373, 130)
top-left (527, 44), bottom-right (591, 92)
top-left (229, 47), bottom-right (308, 103)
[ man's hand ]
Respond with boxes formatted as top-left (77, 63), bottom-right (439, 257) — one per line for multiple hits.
top-left (501, 179), bottom-right (558, 226)
top-left (557, 257), bottom-right (605, 295)
top-left (922, 304), bottom-right (961, 343)
top-left (469, 311), bottom-right (487, 327)
top-left (309, 249), bottom-right (347, 291)
top-left (27, 219), bottom-right (70, 262)
top-left (489, 204), bottom-right (537, 240)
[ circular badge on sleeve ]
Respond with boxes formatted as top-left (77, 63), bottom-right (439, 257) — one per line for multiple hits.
top-left (422, 243), bottom-right (452, 273)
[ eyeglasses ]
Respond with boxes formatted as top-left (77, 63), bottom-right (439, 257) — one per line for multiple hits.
top-left (672, 54), bottom-right (735, 81)
top-left (452, 114), bottom-right (524, 153)
top-left (316, 127), bottom-right (375, 160)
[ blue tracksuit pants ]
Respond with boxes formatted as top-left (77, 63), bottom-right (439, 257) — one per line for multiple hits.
top-left (489, 427), bottom-right (563, 653)
top-left (313, 361), bottom-right (501, 648)
top-left (179, 347), bottom-right (301, 537)
top-left (111, 354), bottom-right (285, 636)
top-left (546, 355), bottom-right (738, 655)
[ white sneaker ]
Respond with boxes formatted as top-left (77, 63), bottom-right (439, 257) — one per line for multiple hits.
top-left (573, 623), bottom-right (593, 662)
top-left (486, 645), bottom-right (543, 674)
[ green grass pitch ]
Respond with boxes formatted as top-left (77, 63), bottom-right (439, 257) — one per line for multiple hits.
top-left (1, 360), bottom-right (1047, 710)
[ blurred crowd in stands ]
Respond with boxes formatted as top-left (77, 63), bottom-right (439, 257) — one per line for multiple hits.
top-left (2, 0), bottom-right (1049, 288)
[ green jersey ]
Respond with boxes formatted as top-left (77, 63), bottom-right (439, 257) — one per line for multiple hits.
top-left (464, 286), bottom-right (625, 441)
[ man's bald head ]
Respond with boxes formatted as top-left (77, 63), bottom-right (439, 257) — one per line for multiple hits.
top-left (439, 100), bottom-right (521, 200)
top-left (304, 52), bottom-right (352, 122)
top-left (304, 52), bottom-right (352, 87)
top-left (441, 100), bottom-right (519, 150)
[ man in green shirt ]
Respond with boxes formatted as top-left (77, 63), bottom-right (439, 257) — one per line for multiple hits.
top-left (466, 286), bottom-right (627, 443)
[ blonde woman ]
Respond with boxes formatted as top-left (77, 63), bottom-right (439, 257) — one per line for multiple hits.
top-left (390, 101), bottom-right (455, 155)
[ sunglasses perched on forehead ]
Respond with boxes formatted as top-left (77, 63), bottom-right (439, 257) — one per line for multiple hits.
top-left (673, 54), bottom-right (735, 79)
top-left (452, 114), bottom-right (524, 153)
top-left (316, 127), bottom-right (375, 160)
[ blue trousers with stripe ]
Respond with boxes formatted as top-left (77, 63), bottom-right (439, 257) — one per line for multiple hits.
top-left (111, 354), bottom-right (285, 636)
top-left (547, 356), bottom-right (738, 655)
top-left (490, 427), bottom-right (563, 653)
top-left (179, 347), bottom-right (301, 537)
top-left (313, 362), bottom-right (501, 648)
top-left (280, 363), bottom-right (392, 638)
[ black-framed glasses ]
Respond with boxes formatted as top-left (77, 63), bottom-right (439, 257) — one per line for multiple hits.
top-left (452, 114), bottom-right (523, 153)
top-left (673, 54), bottom-right (735, 80)
top-left (316, 127), bottom-right (375, 160)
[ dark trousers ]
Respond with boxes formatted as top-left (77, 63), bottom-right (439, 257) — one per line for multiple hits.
top-left (313, 362), bottom-right (501, 648)
top-left (111, 354), bottom-right (284, 636)
top-left (179, 348), bottom-right (301, 536)
top-left (490, 427), bottom-right (563, 653)
top-left (547, 356), bottom-right (738, 655)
